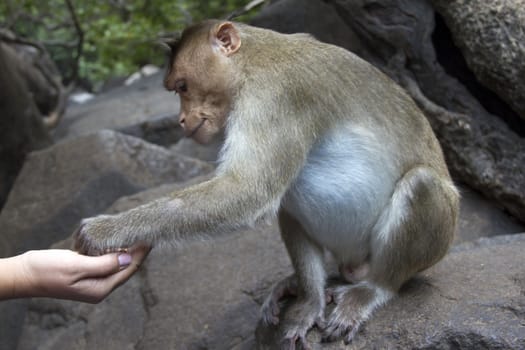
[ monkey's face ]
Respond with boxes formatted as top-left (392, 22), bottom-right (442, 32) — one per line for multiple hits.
top-left (166, 64), bottom-right (231, 144)
top-left (175, 75), bottom-right (231, 144)
top-left (163, 21), bottom-right (242, 144)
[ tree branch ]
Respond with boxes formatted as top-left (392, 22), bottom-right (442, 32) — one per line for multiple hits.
top-left (64, 0), bottom-right (83, 87)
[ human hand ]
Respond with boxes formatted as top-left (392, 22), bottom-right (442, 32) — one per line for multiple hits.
top-left (7, 242), bottom-right (151, 303)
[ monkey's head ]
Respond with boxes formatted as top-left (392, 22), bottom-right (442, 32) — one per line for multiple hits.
top-left (163, 20), bottom-right (241, 144)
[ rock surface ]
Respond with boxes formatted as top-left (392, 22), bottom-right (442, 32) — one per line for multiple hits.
top-left (15, 180), bottom-right (291, 350)
top-left (251, 0), bottom-right (363, 54)
top-left (14, 177), bottom-right (525, 349)
top-left (7, 170), bottom-right (522, 350)
top-left (433, 0), bottom-right (525, 121)
top-left (53, 73), bottom-right (179, 141)
top-left (455, 185), bottom-right (524, 244)
top-left (0, 42), bottom-right (52, 210)
top-left (256, 234), bottom-right (525, 349)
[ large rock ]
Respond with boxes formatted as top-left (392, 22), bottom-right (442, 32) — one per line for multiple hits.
top-left (456, 185), bottom-right (524, 244)
top-left (117, 114), bottom-right (184, 147)
top-left (0, 42), bottom-right (52, 210)
top-left (170, 137), bottom-right (222, 163)
top-left (53, 73), bottom-right (179, 141)
top-left (256, 233), bottom-right (525, 349)
top-left (16, 179), bottom-right (291, 350)
top-left (14, 176), bottom-right (525, 349)
top-left (250, 0), bottom-right (363, 54)
top-left (432, 0), bottom-right (525, 121)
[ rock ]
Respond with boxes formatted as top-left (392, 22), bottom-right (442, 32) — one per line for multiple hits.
top-left (0, 42), bottom-right (52, 211)
top-left (455, 185), bottom-right (524, 244)
top-left (16, 179), bottom-right (291, 350)
top-left (124, 64), bottom-right (161, 86)
top-left (432, 0), bottom-right (525, 122)
top-left (170, 137), bottom-right (222, 162)
top-left (117, 113), bottom-right (185, 147)
top-left (53, 72), bottom-right (179, 141)
top-left (256, 233), bottom-right (525, 349)
top-left (0, 130), bottom-right (213, 350)
top-left (0, 129), bottom-right (213, 258)
top-left (17, 277), bottom-right (147, 350)
top-left (13, 172), bottom-right (525, 349)
top-left (251, 0), bottom-right (364, 54)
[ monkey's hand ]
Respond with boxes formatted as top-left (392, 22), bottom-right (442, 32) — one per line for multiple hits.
top-left (279, 296), bottom-right (325, 349)
top-left (261, 275), bottom-right (299, 325)
top-left (74, 214), bottom-right (134, 256)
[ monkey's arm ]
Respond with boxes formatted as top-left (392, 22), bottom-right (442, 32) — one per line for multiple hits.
top-left (74, 131), bottom-right (308, 255)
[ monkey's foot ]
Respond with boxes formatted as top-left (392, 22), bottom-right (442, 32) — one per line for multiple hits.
top-left (322, 283), bottom-right (392, 344)
top-left (261, 275), bottom-right (299, 325)
top-left (280, 297), bottom-right (325, 350)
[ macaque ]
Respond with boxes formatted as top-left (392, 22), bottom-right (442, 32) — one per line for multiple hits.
top-left (75, 20), bottom-right (459, 347)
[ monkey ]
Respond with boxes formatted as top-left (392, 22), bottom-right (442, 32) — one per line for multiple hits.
top-left (74, 20), bottom-right (459, 347)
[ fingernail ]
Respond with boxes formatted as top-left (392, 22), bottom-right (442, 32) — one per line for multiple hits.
top-left (118, 253), bottom-right (132, 267)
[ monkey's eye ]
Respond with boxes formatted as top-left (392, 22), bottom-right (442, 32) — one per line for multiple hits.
top-left (175, 80), bottom-right (188, 93)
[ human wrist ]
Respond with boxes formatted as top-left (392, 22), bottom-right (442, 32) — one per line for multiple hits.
top-left (10, 251), bottom-right (39, 298)
top-left (0, 254), bottom-right (27, 299)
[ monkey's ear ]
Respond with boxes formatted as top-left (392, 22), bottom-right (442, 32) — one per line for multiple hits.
top-left (212, 22), bottom-right (241, 56)
top-left (157, 36), bottom-right (180, 53)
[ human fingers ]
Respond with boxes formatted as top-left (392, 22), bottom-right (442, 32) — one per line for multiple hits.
top-left (74, 243), bottom-right (151, 302)
top-left (76, 242), bottom-right (151, 278)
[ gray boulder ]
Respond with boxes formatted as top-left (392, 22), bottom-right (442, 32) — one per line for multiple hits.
top-left (251, 0), bottom-right (363, 54)
top-left (433, 0), bottom-right (525, 121)
top-left (14, 176), bottom-right (525, 349)
top-left (16, 179), bottom-right (291, 350)
top-left (456, 185), bottom-right (523, 244)
top-left (117, 113), bottom-right (184, 148)
top-left (170, 137), bottom-right (222, 163)
top-left (256, 233), bottom-right (525, 349)
top-left (53, 73), bottom-right (179, 141)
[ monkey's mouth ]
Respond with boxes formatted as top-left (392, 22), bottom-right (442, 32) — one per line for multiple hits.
top-left (187, 118), bottom-right (206, 138)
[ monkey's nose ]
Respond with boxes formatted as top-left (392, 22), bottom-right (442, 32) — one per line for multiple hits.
top-left (179, 116), bottom-right (186, 128)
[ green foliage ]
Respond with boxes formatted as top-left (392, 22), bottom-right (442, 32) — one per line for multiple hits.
top-left (0, 0), bottom-right (257, 89)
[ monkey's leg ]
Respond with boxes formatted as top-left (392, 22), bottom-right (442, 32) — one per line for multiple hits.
top-left (323, 167), bottom-right (458, 343)
top-left (275, 209), bottom-right (327, 349)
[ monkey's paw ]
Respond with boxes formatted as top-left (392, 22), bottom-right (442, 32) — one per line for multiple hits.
top-left (74, 214), bottom-right (128, 255)
top-left (279, 298), bottom-right (325, 350)
top-left (322, 284), bottom-right (383, 344)
top-left (261, 275), bottom-right (298, 326)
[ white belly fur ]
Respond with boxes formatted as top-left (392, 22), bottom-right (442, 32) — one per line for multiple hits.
top-left (282, 124), bottom-right (398, 263)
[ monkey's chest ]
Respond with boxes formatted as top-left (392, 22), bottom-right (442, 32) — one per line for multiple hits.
top-left (282, 126), bottom-right (397, 255)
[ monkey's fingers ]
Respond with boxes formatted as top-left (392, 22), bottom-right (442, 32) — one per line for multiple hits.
top-left (104, 247), bottom-right (128, 254)
top-left (73, 223), bottom-right (106, 256)
top-left (324, 288), bottom-right (334, 304)
top-left (280, 334), bottom-right (311, 350)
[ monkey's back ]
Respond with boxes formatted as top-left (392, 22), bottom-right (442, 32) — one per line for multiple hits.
top-left (236, 23), bottom-right (450, 178)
